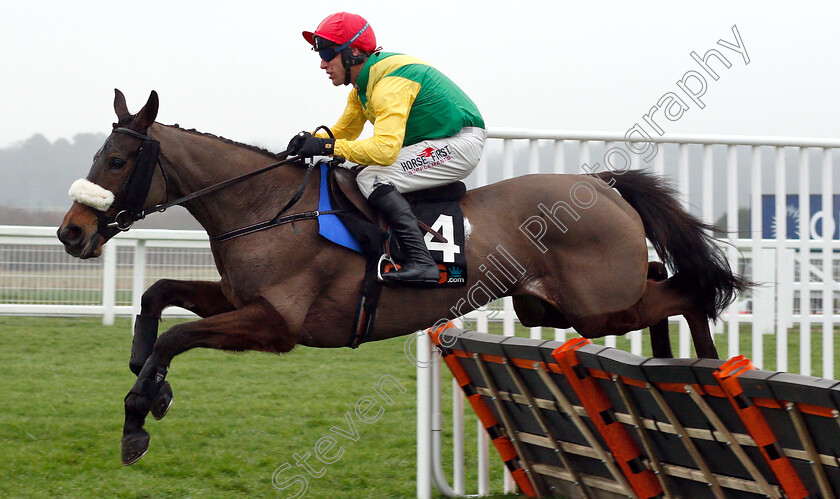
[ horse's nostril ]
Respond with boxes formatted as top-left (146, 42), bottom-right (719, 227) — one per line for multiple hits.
top-left (58, 224), bottom-right (83, 245)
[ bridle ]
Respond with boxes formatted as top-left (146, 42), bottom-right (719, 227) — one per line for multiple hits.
top-left (93, 127), bottom-right (165, 237)
top-left (95, 126), bottom-right (342, 243)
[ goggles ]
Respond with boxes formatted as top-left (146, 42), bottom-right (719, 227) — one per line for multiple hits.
top-left (317, 45), bottom-right (342, 62)
top-left (313, 22), bottom-right (369, 62)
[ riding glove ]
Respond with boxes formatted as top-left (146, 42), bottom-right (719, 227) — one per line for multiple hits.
top-left (287, 131), bottom-right (335, 158)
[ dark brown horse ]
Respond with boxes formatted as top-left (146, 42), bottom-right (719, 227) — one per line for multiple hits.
top-left (57, 90), bottom-right (750, 465)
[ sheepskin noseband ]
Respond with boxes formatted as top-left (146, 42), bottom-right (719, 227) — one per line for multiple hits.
top-left (69, 179), bottom-right (115, 212)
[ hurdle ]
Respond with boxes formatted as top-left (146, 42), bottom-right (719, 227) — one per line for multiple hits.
top-left (420, 322), bottom-right (840, 498)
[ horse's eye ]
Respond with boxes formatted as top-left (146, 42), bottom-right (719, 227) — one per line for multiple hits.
top-left (108, 157), bottom-right (127, 170)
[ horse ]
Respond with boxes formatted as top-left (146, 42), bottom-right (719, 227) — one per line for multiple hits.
top-left (57, 90), bottom-right (751, 465)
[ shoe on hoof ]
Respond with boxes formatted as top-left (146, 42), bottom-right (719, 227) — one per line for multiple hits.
top-left (121, 429), bottom-right (150, 466)
top-left (151, 381), bottom-right (174, 421)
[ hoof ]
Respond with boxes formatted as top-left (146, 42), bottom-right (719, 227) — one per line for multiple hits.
top-left (151, 381), bottom-right (174, 421)
top-left (121, 429), bottom-right (150, 466)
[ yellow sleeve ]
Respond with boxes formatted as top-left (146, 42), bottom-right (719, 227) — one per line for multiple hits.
top-left (316, 90), bottom-right (367, 141)
top-left (333, 77), bottom-right (421, 166)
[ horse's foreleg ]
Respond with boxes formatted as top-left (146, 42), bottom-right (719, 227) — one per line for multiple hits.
top-left (131, 280), bottom-right (235, 375)
top-left (139, 279), bottom-right (236, 318)
top-left (121, 298), bottom-right (296, 466)
top-left (130, 280), bottom-right (235, 419)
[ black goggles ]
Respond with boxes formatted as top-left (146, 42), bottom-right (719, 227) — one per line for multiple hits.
top-left (317, 46), bottom-right (342, 62)
top-left (312, 22), bottom-right (369, 62)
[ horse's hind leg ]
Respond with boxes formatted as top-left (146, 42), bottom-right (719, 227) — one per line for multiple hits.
top-left (122, 298), bottom-right (295, 466)
top-left (572, 276), bottom-right (719, 359)
top-left (684, 309), bottom-right (719, 359)
top-left (646, 262), bottom-right (673, 358)
top-left (634, 277), bottom-right (719, 359)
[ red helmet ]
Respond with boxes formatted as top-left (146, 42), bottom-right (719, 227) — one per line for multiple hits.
top-left (302, 12), bottom-right (377, 54)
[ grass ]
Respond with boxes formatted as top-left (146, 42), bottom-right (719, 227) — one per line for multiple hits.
top-left (0, 316), bottom-right (518, 499)
top-left (2, 317), bottom-right (837, 499)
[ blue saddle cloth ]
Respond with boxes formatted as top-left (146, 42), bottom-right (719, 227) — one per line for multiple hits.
top-left (317, 163), bottom-right (362, 253)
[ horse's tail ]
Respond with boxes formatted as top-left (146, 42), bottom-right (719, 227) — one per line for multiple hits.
top-left (594, 170), bottom-right (753, 321)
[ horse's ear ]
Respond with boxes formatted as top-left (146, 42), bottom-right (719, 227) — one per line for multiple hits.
top-left (114, 89), bottom-right (131, 121)
top-left (133, 90), bottom-right (159, 132)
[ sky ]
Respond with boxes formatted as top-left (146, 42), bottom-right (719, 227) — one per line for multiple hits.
top-left (1, 0), bottom-right (838, 151)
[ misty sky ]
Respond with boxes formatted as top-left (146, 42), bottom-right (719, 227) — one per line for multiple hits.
top-left (1, 0), bottom-right (838, 151)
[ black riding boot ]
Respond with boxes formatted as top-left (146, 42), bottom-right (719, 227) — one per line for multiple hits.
top-left (369, 184), bottom-right (440, 284)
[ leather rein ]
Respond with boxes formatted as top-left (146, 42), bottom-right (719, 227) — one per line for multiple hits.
top-left (102, 126), bottom-right (344, 243)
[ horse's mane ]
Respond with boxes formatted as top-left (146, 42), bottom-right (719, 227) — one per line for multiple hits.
top-left (114, 115), bottom-right (288, 161)
top-left (164, 124), bottom-right (285, 160)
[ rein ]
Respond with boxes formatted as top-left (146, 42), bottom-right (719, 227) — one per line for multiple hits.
top-left (210, 160), bottom-right (343, 243)
top-left (104, 126), bottom-right (345, 243)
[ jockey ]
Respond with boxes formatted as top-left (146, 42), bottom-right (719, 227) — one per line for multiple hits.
top-left (287, 12), bottom-right (486, 285)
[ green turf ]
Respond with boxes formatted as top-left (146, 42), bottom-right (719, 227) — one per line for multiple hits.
top-left (0, 316), bottom-right (519, 499)
top-left (2, 317), bottom-right (837, 498)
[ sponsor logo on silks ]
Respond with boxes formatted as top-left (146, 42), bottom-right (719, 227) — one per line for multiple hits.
top-left (399, 145), bottom-right (453, 176)
top-left (447, 265), bottom-right (465, 284)
top-left (418, 147), bottom-right (435, 158)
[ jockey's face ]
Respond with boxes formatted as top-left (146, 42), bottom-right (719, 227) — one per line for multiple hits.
top-left (320, 52), bottom-right (346, 87)
top-left (319, 47), bottom-right (365, 87)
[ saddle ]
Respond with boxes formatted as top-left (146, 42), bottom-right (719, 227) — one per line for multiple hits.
top-left (328, 166), bottom-right (466, 240)
top-left (321, 165), bottom-right (470, 349)
top-left (330, 167), bottom-right (378, 223)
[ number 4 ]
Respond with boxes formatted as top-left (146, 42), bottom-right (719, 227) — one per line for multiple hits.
top-left (424, 214), bottom-right (460, 263)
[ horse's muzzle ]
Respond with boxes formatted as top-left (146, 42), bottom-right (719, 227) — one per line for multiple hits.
top-left (57, 224), bottom-right (104, 259)
top-left (57, 203), bottom-right (105, 259)
top-left (57, 223), bottom-right (84, 248)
